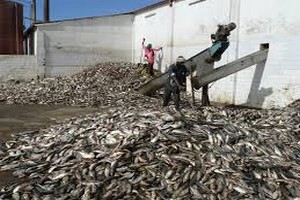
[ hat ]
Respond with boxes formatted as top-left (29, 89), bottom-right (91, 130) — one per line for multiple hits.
top-left (227, 22), bottom-right (237, 31)
top-left (146, 43), bottom-right (152, 48)
top-left (176, 56), bottom-right (186, 63)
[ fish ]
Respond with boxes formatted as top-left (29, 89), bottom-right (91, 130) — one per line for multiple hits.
top-left (0, 62), bottom-right (299, 199)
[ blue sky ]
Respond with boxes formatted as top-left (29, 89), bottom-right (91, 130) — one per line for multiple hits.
top-left (22, 0), bottom-right (162, 27)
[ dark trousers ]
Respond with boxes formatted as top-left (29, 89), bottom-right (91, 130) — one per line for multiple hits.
top-left (163, 87), bottom-right (180, 110)
top-left (212, 41), bottom-right (229, 61)
top-left (147, 63), bottom-right (154, 76)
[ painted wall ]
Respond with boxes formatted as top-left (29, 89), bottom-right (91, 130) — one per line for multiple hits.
top-left (133, 0), bottom-right (300, 108)
top-left (36, 14), bottom-right (134, 76)
top-left (11, 0), bottom-right (297, 108)
top-left (133, 0), bottom-right (231, 72)
top-left (207, 0), bottom-right (300, 108)
top-left (133, 5), bottom-right (170, 72)
top-left (0, 55), bottom-right (37, 81)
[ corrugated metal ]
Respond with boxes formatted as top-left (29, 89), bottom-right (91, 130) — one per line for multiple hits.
top-left (0, 1), bottom-right (24, 54)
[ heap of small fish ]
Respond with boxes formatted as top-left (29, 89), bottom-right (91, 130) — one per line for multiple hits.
top-left (0, 103), bottom-right (299, 199)
top-left (0, 62), bottom-right (300, 199)
top-left (0, 62), bottom-right (150, 107)
top-left (0, 139), bottom-right (6, 155)
top-left (287, 99), bottom-right (300, 111)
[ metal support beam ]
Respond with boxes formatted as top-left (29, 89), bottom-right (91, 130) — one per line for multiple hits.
top-left (44, 0), bottom-right (49, 22)
top-left (201, 85), bottom-right (210, 106)
top-left (197, 52), bottom-right (214, 106)
top-left (31, 0), bottom-right (36, 25)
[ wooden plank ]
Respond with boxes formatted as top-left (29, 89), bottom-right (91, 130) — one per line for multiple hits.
top-left (195, 49), bottom-right (269, 88)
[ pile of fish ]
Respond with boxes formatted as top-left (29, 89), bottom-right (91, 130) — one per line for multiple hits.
top-left (0, 62), bottom-right (300, 199)
top-left (287, 99), bottom-right (300, 110)
top-left (0, 62), bottom-right (150, 107)
top-left (0, 104), bottom-right (299, 199)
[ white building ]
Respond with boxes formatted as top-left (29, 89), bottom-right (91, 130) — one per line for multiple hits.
top-left (13, 0), bottom-right (300, 108)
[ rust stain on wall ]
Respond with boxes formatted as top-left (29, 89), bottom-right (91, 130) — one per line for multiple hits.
top-left (0, 1), bottom-right (24, 54)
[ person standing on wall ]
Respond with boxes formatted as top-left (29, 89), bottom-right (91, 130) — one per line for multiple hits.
top-left (163, 56), bottom-right (190, 111)
top-left (206, 22), bottom-right (237, 63)
top-left (142, 38), bottom-right (162, 77)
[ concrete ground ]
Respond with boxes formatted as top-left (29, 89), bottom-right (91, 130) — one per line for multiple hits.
top-left (0, 104), bottom-right (98, 188)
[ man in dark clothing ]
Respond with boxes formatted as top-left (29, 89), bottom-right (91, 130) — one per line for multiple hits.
top-left (163, 56), bottom-right (189, 110)
top-left (207, 22), bottom-right (236, 62)
top-left (211, 22), bottom-right (236, 43)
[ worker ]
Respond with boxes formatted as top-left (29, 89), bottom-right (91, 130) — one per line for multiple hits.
top-left (211, 22), bottom-right (236, 43)
top-left (207, 22), bottom-right (236, 63)
top-left (142, 38), bottom-right (162, 77)
top-left (163, 56), bottom-right (190, 111)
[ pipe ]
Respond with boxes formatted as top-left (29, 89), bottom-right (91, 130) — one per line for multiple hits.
top-left (44, 0), bottom-right (49, 22)
top-left (31, 0), bottom-right (36, 25)
top-left (231, 0), bottom-right (241, 105)
top-left (169, 0), bottom-right (175, 64)
top-left (15, 3), bottom-right (19, 54)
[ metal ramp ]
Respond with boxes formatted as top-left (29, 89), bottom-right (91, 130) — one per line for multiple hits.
top-left (137, 43), bottom-right (269, 97)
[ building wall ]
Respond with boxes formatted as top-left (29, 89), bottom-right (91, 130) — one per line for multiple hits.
top-left (0, 55), bottom-right (37, 81)
top-left (210, 0), bottom-right (300, 108)
top-left (133, 4), bottom-right (173, 72)
top-left (133, 0), bottom-right (231, 72)
top-left (36, 14), bottom-right (134, 76)
top-left (11, 0), bottom-right (298, 108)
top-left (133, 0), bottom-right (300, 108)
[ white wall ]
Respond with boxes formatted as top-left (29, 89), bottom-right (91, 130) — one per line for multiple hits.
top-left (232, 0), bottom-right (300, 108)
top-left (133, 5), bottom-right (173, 72)
top-left (134, 0), bottom-right (300, 108)
top-left (19, 0), bottom-right (298, 108)
top-left (0, 55), bottom-right (37, 81)
top-left (36, 14), bottom-right (134, 76)
top-left (134, 0), bottom-right (231, 72)
top-left (208, 0), bottom-right (300, 108)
